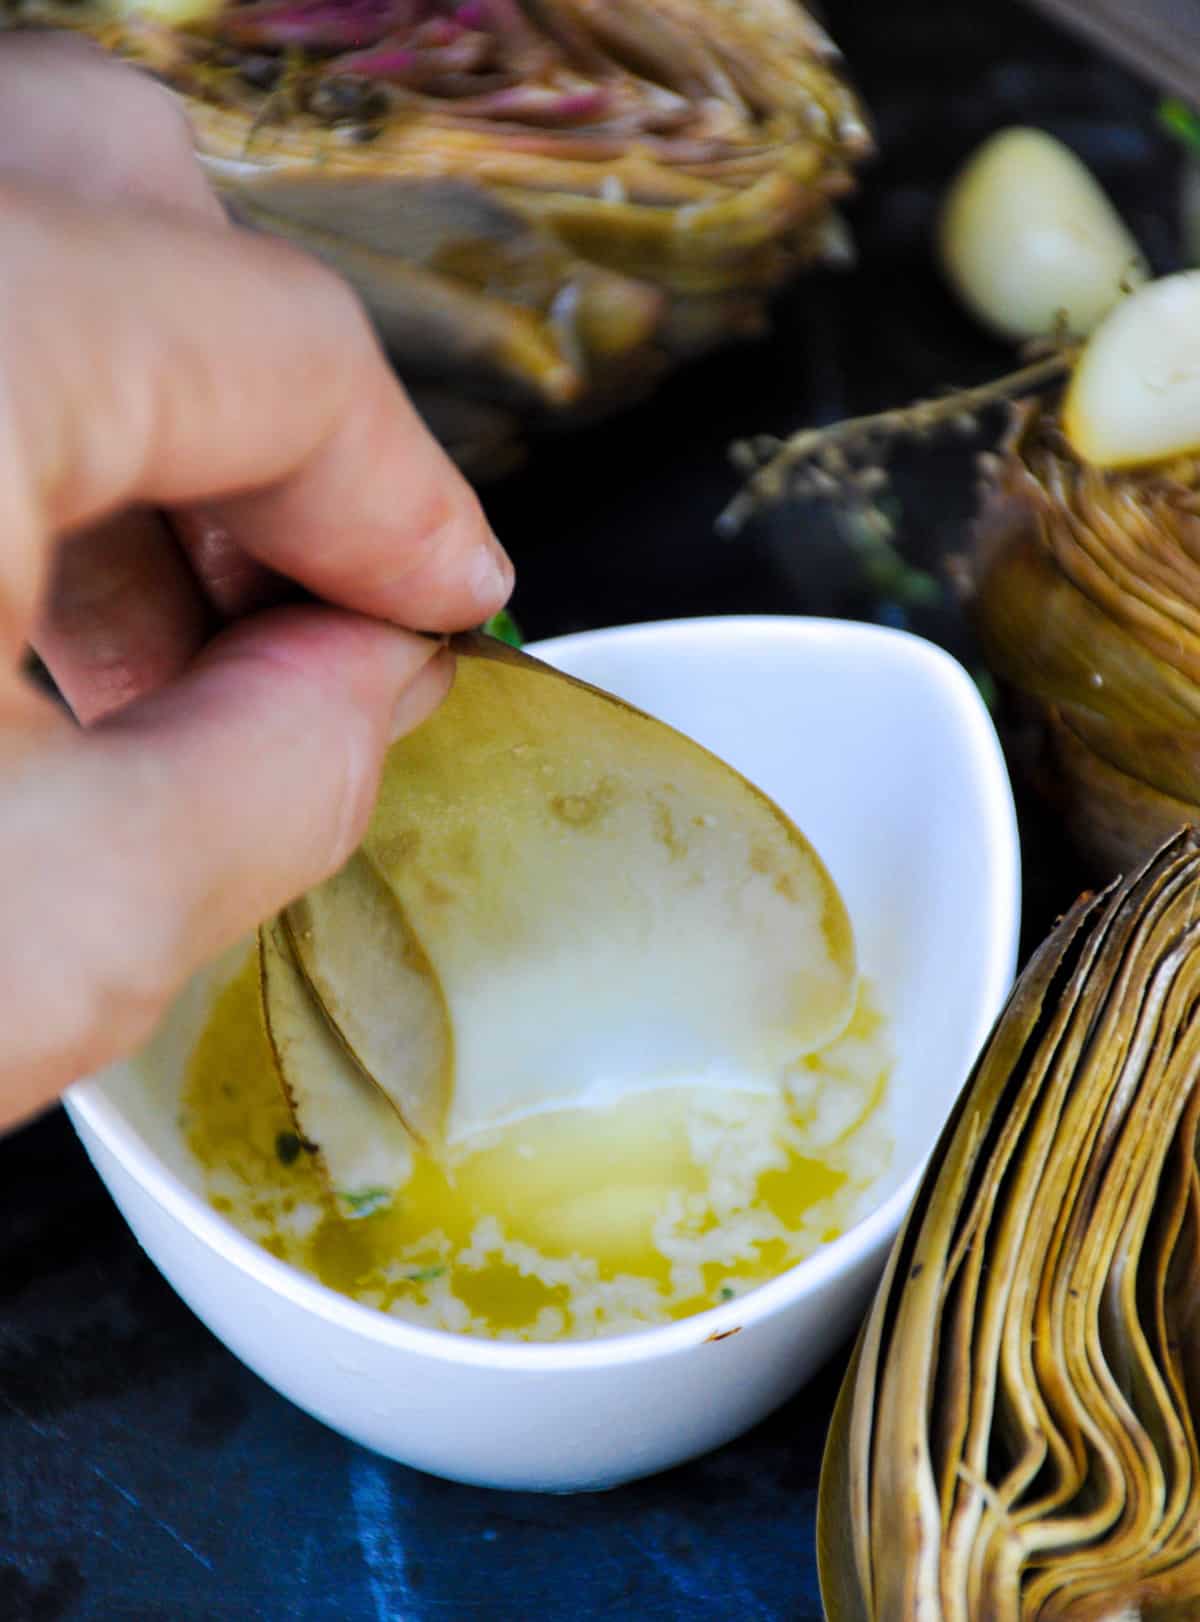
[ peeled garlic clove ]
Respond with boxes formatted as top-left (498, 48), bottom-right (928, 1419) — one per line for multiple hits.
top-left (939, 126), bottom-right (1147, 341)
top-left (1064, 270), bottom-right (1200, 469)
top-left (288, 632), bottom-right (856, 1149)
top-left (259, 919), bottom-right (413, 1220)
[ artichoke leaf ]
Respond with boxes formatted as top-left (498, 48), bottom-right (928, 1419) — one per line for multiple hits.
top-left (259, 917), bottom-right (414, 1219)
top-left (1044, 712), bottom-right (1200, 880)
top-left (821, 831), bottom-right (1200, 1620)
top-left (968, 403), bottom-right (1200, 880)
top-left (213, 170), bottom-right (666, 394)
top-left (1056, 710), bottom-right (1200, 808)
top-left (816, 1336), bottom-right (872, 1622)
top-left (868, 888), bottom-right (1115, 1622)
top-left (971, 851), bottom-right (1200, 1607)
top-left (1040, 500), bottom-right (1200, 692)
top-left (1022, 952), bottom-right (1200, 1616)
top-left (517, 167), bottom-right (827, 294)
top-left (284, 853), bottom-right (451, 1147)
top-left (973, 493), bottom-right (1200, 733)
top-left (286, 631), bottom-right (856, 1150)
top-left (226, 186), bottom-right (586, 407)
top-left (820, 895), bottom-right (1099, 1622)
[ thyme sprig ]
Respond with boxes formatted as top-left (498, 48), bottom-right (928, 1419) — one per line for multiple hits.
top-left (717, 347), bottom-right (1077, 536)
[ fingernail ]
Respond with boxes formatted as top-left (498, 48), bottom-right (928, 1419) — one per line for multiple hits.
top-left (470, 541), bottom-right (514, 611)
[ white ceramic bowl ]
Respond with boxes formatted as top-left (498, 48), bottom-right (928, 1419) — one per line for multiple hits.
top-left (66, 616), bottom-right (1020, 1493)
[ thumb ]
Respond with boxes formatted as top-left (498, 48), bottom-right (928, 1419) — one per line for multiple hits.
top-left (0, 607), bottom-right (450, 1129)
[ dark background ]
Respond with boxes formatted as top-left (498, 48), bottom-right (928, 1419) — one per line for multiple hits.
top-left (0, 3), bottom-right (1182, 1617)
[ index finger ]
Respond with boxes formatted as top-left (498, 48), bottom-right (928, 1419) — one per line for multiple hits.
top-left (0, 181), bottom-right (512, 656)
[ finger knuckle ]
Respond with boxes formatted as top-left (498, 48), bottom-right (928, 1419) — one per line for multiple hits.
top-left (256, 643), bottom-right (383, 876)
top-left (250, 230), bottom-right (370, 330)
top-left (0, 36), bottom-right (205, 209)
top-left (84, 49), bottom-right (186, 132)
top-left (312, 700), bottom-right (381, 876)
top-left (107, 80), bottom-right (199, 186)
top-left (29, 935), bottom-right (175, 1089)
top-left (96, 911), bottom-right (182, 1051)
top-left (64, 48), bottom-right (201, 199)
top-left (381, 482), bottom-right (488, 612)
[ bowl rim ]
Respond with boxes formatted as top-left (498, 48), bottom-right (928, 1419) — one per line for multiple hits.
top-left (66, 614), bottom-right (1021, 1373)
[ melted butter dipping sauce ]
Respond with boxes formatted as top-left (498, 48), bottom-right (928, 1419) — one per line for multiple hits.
top-left (183, 956), bottom-right (893, 1342)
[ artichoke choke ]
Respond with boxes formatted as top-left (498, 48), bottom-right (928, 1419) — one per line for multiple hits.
top-left (7, 0), bottom-right (871, 472)
top-left (820, 828), bottom-right (1200, 1621)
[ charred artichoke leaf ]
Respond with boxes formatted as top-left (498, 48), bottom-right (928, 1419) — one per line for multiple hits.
top-left (259, 916), bottom-right (414, 1218)
top-left (215, 171), bottom-right (666, 403)
top-left (1034, 709), bottom-right (1200, 881)
top-left (285, 631), bottom-right (855, 1148)
top-left (817, 1336), bottom-right (872, 1622)
top-left (820, 829), bottom-right (1200, 1620)
top-left (226, 182), bottom-right (586, 407)
top-left (6, 0), bottom-right (870, 462)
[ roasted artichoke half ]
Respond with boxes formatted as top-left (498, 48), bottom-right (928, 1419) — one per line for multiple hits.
top-left (8, 0), bottom-right (870, 472)
top-left (968, 400), bottom-right (1200, 883)
top-left (820, 827), bottom-right (1200, 1620)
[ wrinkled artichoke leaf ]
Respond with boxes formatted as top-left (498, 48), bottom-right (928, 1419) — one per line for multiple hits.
top-left (284, 852), bottom-right (450, 1147)
top-left (968, 403), bottom-right (1200, 880)
top-left (259, 917), bottom-right (414, 1220)
top-left (820, 831), bottom-right (1200, 1621)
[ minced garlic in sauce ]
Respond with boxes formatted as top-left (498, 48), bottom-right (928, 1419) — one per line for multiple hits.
top-left (182, 954), bottom-right (892, 1342)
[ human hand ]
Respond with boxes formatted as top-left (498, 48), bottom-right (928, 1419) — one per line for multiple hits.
top-left (0, 36), bottom-right (513, 1130)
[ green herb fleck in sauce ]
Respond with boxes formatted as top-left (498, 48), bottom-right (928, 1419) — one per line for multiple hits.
top-left (339, 1188), bottom-right (392, 1219)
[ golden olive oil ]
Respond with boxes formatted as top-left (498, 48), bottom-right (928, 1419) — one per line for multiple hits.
top-left (182, 955), bottom-right (891, 1341)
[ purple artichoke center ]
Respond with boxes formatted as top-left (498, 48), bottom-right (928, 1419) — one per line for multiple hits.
top-left (208, 0), bottom-right (628, 125)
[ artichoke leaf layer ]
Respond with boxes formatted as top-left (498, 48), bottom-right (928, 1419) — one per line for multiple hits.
top-left (259, 915), bottom-right (415, 1218)
top-left (820, 830), bottom-right (1200, 1620)
top-left (970, 403), bottom-right (1200, 879)
top-left (265, 632), bottom-right (856, 1162)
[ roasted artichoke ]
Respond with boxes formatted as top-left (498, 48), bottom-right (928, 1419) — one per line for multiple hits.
top-left (820, 827), bottom-right (1200, 1620)
top-left (9, 0), bottom-right (870, 471)
top-left (969, 400), bottom-right (1200, 882)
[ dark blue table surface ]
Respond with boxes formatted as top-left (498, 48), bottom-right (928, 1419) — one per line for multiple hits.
top-left (0, 3), bottom-right (1180, 1617)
